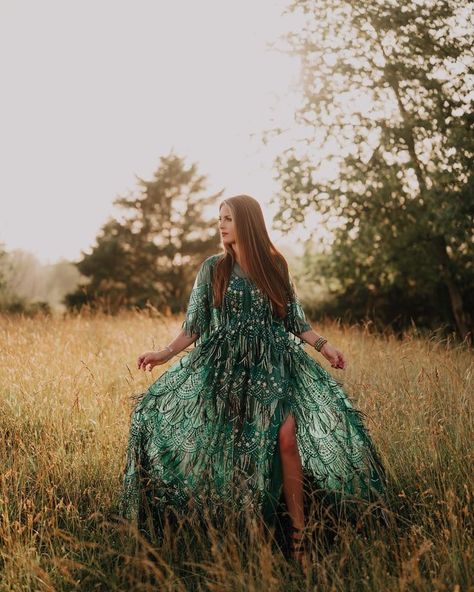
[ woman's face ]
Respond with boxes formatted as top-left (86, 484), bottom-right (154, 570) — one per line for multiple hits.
top-left (218, 203), bottom-right (236, 246)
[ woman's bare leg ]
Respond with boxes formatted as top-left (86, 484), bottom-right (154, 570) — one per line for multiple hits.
top-left (278, 414), bottom-right (305, 531)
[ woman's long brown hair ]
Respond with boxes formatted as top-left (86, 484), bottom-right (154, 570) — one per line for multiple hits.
top-left (212, 195), bottom-right (294, 319)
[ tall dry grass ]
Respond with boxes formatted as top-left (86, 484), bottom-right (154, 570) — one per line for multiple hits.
top-left (0, 310), bottom-right (472, 591)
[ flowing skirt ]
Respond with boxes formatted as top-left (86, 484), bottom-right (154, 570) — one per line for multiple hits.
top-left (119, 328), bottom-right (388, 540)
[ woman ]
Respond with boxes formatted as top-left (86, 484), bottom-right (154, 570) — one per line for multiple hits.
top-left (120, 195), bottom-right (387, 566)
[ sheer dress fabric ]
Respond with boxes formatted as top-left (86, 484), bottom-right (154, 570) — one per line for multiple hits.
top-left (120, 254), bottom-right (387, 531)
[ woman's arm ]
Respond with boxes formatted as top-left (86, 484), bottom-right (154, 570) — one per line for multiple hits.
top-left (163, 328), bottom-right (199, 359)
top-left (137, 329), bottom-right (199, 371)
top-left (295, 328), bottom-right (347, 370)
top-left (295, 328), bottom-right (325, 348)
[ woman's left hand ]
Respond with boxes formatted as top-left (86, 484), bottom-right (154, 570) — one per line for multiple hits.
top-left (320, 342), bottom-right (347, 369)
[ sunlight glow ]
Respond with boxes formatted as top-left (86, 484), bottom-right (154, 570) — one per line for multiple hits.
top-left (0, 0), bottom-right (310, 263)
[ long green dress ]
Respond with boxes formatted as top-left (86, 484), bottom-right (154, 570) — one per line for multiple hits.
top-left (119, 254), bottom-right (387, 535)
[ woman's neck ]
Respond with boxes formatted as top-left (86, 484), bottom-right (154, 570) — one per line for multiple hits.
top-left (233, 244), bottom-right (242, 267)
top-left (233, 251), bottom-right (249, 276)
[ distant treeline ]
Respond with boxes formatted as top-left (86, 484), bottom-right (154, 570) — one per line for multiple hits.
top-left (0, 249), bottom-right (81, 315)
top-left (1, 147), bottom-right (472, 343)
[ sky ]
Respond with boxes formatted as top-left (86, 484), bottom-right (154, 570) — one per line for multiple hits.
top-left (0, 0), bottom-right (314, 265)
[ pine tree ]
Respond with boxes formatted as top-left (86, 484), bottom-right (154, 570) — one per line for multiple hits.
top-left (65, 153), bottom-right (223, 313)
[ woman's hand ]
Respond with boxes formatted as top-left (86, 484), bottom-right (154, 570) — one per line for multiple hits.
top-left (137, 350), bottom-right (170, 372)
top-left (320, 342), bottom-right (347, 370)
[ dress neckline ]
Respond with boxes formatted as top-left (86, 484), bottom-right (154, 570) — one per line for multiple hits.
top-left (232, 261), bottom-right (248, 278)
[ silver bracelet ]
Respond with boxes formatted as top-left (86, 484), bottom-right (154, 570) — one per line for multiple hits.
top-left (164, 345), bottom-right (173, 355)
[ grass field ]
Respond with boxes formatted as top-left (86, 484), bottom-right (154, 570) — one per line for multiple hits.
top-left (1, 310), bottom-right (472, 591)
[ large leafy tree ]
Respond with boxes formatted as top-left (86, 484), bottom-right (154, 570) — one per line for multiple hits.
top-left (269, 0), bottom-right (473, 340)
top-left (66, 153), bottom-right (223, 313)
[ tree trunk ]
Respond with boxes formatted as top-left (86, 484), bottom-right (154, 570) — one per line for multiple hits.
top-left (434, 236), bottom-right (472, 344)
top-left (386, 70), bottom-right (471, 343)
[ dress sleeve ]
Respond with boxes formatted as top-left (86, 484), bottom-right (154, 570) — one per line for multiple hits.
top-left (284, 276), bottom-right (313, 335)
top-left (181, 257), bottom-right (214, 338)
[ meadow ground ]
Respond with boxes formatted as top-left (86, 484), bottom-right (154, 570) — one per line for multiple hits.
top-left (0, 310), bottom-right (472, 591)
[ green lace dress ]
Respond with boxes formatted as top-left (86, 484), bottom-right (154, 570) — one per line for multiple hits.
top-left (120, 254), bottom-right (387, 532)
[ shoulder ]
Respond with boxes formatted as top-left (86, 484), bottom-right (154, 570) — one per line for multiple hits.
top-left (202, 253), bottom-right (223, 268)
top-left (195, 253), bottom-right (222, 283)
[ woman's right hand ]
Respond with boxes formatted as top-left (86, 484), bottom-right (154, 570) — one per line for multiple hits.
top-left (137, 349), bottom-right (171, 371)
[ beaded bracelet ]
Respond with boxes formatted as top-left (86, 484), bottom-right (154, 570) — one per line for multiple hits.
top-left (313, 337), bottom-right (327, 352)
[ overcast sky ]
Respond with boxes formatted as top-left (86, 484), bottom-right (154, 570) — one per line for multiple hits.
top-left (0, 0), bottom-right (312, 264)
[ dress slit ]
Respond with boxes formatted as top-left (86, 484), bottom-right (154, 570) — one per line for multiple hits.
top-left (261, 397), bottom-right (293, 525)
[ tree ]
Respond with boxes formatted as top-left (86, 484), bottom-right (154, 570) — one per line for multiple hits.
top-left (268, 0), bottom-right (473, 340)
top-left (65, 153), bottom-right (223, 313)
top-left (0, 247), bottom-right (83, 311)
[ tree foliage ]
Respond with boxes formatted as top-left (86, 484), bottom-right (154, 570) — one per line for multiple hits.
top-left (65, 153), bottom-right (223, 313)
top-left (270, 0), bottom-right (473, 339)
top-left (0, 249), bottom-right (79, 312)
